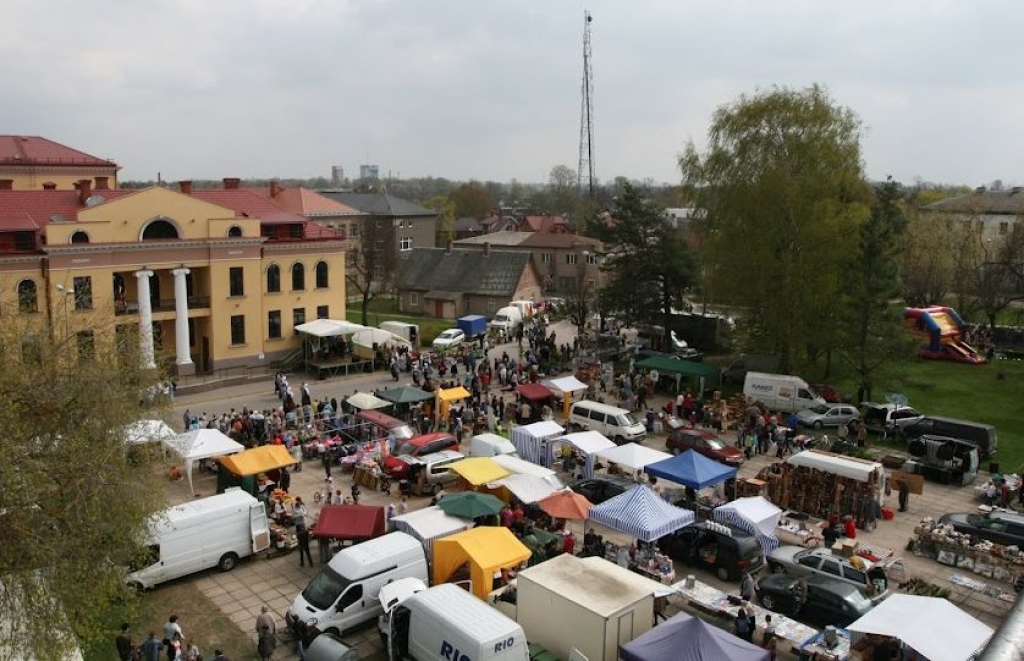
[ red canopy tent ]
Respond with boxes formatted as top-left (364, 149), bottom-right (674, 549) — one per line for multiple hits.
top-left (516, 383), bottom-right (555, 403)
top-left (311, 504), bottom-right (386, 541)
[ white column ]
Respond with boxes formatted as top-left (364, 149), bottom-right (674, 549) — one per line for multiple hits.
top-left (172, 267), bottom-right (193, 366)
top-left (135, 270), bottom-right (156, 369)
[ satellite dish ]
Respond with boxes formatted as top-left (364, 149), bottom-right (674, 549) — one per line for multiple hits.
top-left (49, 214), bottom-right (67, 223)
top-left (84, 195), bottom-right (105, 207)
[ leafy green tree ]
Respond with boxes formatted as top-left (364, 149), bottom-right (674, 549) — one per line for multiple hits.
top-left (679, 84), bottom-right (870, 370)
top-left (839, 177), bottom-right (909, 402)
top-left (588, 183), bottom-right (695, 342)
top-left (449, 181), bottom-right (494, 220)
top-left (422, 195), bottom-right (457, 245)
top-left (0, 315), bottom-right (164, 659)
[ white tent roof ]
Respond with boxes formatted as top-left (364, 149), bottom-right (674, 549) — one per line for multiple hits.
top-left (295, 318), bottom-right (368, 337)
top-left (473, 434), bottom-right (517, 456)
top-left (124, 419), bottom-right (177, 445)
top-left (787, 450), bottom-right (883, 482)
top-left (847, 594), bottom-right (993, 661)
top-left (491, 454), bottom-right (563, 486)
top-left (389, 506), bottom-right (472, 559)
top-left (491, 473), bottom-right (562, 503)
top-left (519, 420), bottom-right (565, 439)
top-left (713, 496), bottom-right (783, 537)
top-left (542, 375), bottom-right (589, 396)
top-left (163, 429), bottom-right (245, 495)
top-left (351, 327), bottom-right (411, 349)
top-left (557, 430), bottom-right (616, 455)
top-left (595, 443), bottom-right (672, 472)
top-left (347, 392), bottom-right (392, 410)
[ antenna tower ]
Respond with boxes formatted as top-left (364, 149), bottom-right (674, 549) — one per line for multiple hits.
top-left (577, 10), bottom-right (595, 198)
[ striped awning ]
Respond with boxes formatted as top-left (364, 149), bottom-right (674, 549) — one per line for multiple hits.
top-left (390, 506), bottom-right (472, 560)
top-left (588, 485), bottom-right (695, 542)
top-left (712, 508), bottom-right (781, 556)
top-left (510, 420), bottom-right (565, 466)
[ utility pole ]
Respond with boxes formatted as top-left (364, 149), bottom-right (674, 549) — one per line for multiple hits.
top-left (577, 10), bottom-right (596, 200)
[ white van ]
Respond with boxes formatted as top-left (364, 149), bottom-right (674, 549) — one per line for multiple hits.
top-left (380, 321), bottom-right (420, 347)
top-left (743, 372), bottom-right (825, 413)
top-left (510, 300), bottom-right (535, 319)
top-left (128, 488), bottom-right (270, 589)
top-left (569, 400), bottom-right (646, 445)
top-left (468, 433), bottom-right (518, 458)
top-left (380, 581), bottom-right (529, 661)
top-left (288, 532), bottom-right (428, 637)
top-left (490, 307), bottom-right (523, 335)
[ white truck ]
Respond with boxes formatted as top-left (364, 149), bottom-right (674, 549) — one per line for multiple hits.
top-left (127, 488), bottom-right (270, 589)
top-left (489, 307), bottom-right (523, 336)
top-left (289, 532), bottom-right (429, 638)
top-left (743, 372), bottom-right (825, 413)
top-left (379, 579), bottom-right (529, 661)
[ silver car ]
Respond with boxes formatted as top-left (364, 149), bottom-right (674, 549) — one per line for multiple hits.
top-left (767, 545), bottom-right (889, 601)
top-left (796, 404), bottom-right (860, 429)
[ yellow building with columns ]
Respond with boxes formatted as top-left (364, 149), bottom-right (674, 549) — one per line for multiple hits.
top-left (0, 177), bottom-right (345, 374)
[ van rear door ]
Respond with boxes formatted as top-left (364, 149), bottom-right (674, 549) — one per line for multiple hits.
top-left (250, 502), bottom-right (271, 553)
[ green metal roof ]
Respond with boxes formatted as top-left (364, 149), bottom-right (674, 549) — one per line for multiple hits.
top-left (634, 355), bottom-right (720, 379)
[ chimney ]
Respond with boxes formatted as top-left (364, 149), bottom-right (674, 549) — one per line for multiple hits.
top-left (42, 182), bottom-right (57, 191)
top-left (94, 176), bottom-right (109, 190)
top-left (270, 180), bottom-right (283, 198)
top-left (223, 177), bottom-right (241, 190)
top-left (0, 179), bottom-right (12, 190)
top-left (446, 240), bottom-right (453, 254)
top-left (78, 179), bottom-right (92, 205)
top-left (483, 242), bottom-right (490, 256)
top-left (179, 180), bottom-right (193, 195)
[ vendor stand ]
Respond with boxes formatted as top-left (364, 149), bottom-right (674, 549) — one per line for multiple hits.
top-left (432, 526), bottom-right (532, 600)
top-left (644, 450), bottom-right (737, 517)
top-left (435, 386), bottom-right (471, 426)
top-left (548, 430), bottom-right (615, 478)
top-left (311, 504), bottom-right (386, 562)
top-left (913, 515), bottom-right (1024, 586)
top-left (163, 428), bottom-right (245, 496)
top-left (216, 445), bottom-right (296, 498)
top-left (514, 383), bottom-right (556, 423)
top-left (594, 444), bottom-right (672, 481)
top-left (799, 627), bottom-right (852, 661)
top-left (510, 420), bottom-right (565, 467)
top-left (712, 496), bottom-right (783, 556)
top-left (620, 611), bottom-right (770, 661)
top-left (389, 506), bottom-right (472, 561)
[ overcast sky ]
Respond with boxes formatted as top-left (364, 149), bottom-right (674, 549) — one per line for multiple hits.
top-left (2, 0), bottom-right (1020, 187)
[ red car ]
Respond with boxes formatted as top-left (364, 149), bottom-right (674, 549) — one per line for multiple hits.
top-left (810, 383), bottom-right (843, 404)
top-left (666, 429), bottom-right (745, 466)
top-left (382, 432), bottom-right (459, 479)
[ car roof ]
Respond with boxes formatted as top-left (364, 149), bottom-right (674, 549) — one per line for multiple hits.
top-left (406, 432), bottom-right (455, 446)
top-left (695, 521), bottom-right (756, 539)
top-left (988, 511), bottom-right (1024, 524)
top-left (805, 573), bottom-right (863, 596)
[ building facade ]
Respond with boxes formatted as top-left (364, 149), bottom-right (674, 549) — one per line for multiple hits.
top-left (0, 135), bottom-right (119, 191)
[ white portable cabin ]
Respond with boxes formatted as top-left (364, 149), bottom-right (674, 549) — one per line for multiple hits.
top-left (516, 554), bottom-right (662, 661)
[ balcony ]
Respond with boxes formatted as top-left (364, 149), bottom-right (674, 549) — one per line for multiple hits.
top-left (114, 296), bottom-right (211, 316)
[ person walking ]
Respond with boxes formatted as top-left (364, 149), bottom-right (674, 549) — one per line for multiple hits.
top-left (898, 478), bottom-right (910, 512)
top-left (734, 605), bottom-right (755, 643)
top-left (257, 624), bottom-right (276, 661)
top-left (162, 616), bottom-right (182, 661)
top-left (740, 572), bottom-right (755, 603)
top-left (139, 632), bottom-right (163, 661)
top-left (115, 623), bottom-right (134, 661)
top-left (256, 605), bottom-right (276, 638)
top-left (296, 520), bottom-right (314, 567)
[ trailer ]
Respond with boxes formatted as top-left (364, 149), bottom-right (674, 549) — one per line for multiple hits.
top-left (457, 314), bottom-right (489, 339)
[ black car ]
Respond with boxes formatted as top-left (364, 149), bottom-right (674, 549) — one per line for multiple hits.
top-left (938, 511), bottom-right (1024, 547)
top-left (755, 574), bottom-right (874, 628)
top-left (658, 522), bottom-right (764, 581)
top-left (569, 476), bottom-right (634, 505)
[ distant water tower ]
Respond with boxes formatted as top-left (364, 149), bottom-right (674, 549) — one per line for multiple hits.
top-left (331, 166), bottom-right (345, 186)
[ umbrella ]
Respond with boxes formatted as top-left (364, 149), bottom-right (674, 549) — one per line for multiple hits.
top-left (124, 419), bottom-right (177, 445)
top-left (347, 392), bottom-right (392, 410)
top-left (437, 492), bottom-right (505, 519)
top-left (377, 385), bottom-right (434, 405)
top-left (537, 489), bottom-right (593, 520)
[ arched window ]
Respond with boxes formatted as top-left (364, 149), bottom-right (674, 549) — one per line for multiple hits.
top-left (266, 264), bottom-right (281, 293)
top-left (141, 218), bottom-right (180, 240)
top-left (315, 261), bottom-right (329, 289)
top-left (70, 230), bottom-right (90, 244)
top-left (17, 279), bottom-right (37, 313)
top-left (291, 263), bottom-right (305, 291)
top-left (227, 225), bottom-right (243, 237)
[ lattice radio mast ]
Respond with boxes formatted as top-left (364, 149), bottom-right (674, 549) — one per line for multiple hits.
top-left (577, 10), bottom-right (595, 199)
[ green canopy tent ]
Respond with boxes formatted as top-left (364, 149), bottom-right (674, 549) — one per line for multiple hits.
top-left (376, 385), bottom-right (434, 417)
top-left (634, 355), bottom-right (720, 396)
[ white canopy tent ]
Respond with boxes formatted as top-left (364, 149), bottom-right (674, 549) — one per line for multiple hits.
top-left (163, 429), bottom-right (245, 495)
top-left (294, 319), bottom-right (368, 337)
top-left (712, 496), bottom-right (784, 555)
top-left (389, 506), bottom-right (472, 560)
top-left (351, 327), bottom-right (411, 349)
top-left (510, 420), bottom-right (565, 467)
top-left (787, 450), bottom-right (883, 483)
top-left (124, 419), bottom-right (177, 445)
top-left (594, 443), bottom-right (672, 473)
top-left (490, 473), bottom-right (562, 504)
top-left (541, 375), bottom-right (589, 396)
top-left (551, 430), bottom-right (616, 479)
top-left (491, 454), bottom-right (565, 489)
top-left (847, 594), bottom-right (993, 661)
top-left (346, 392), bottom-right (392, 411)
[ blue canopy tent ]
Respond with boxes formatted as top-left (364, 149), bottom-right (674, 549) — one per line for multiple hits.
top-left (643, 449), bottom-right (737, 489)
top-left (587, 485), bottom-right (694, 542)
top-left (619, 612), bottom-right (769, 661)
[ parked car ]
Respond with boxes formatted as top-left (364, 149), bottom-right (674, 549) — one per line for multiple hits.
top-left (795, 404), bottom-right (860, 429)
top-left (767, 545), bottom-right (889, 599)
top-left (569, 475), bottom-right (635, 505)
top-left (755, 574), bottom-right (874, 627)
top-left (900, 415), bottom-right (998, 458)
top-left (809, 383), bottom-right (843, 404)
top-left (665, 429), bottom-right (745, 466)
top-left (431, 328), bottom-right (465, 350)
top-left (382, 432), bottom-right (459, 478)
top-left (938, 511), bottom-right (1024, 548)
top-left (657, 522), bottom-right (764, 581)
top-left (859, 402), bottom-right (924, 435)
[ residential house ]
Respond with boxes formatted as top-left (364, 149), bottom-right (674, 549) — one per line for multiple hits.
top-left (397, 245), bottom-right (542, 319)
top-left (0, 135), bottom-right (119, 191)
top-left (453, 216), bottom-right (486, 240)
top-left (516, 215), bottom-right (569, 234)
top-left (924, 186), bottom-right (1024, 241)
top-left (453, 230), bottom-right (603, 296)
top-left (0, 171), bottom-right (345, 374)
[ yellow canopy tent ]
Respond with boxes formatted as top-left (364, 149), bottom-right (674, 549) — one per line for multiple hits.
top-left (218, 445), bottom-right (296, 476)
top-left (432, 527), bottom-right (532, 600)
top-left (449, 457), bottom-right (510, 486)
top-left (436, 386), bottom-right (472, 424)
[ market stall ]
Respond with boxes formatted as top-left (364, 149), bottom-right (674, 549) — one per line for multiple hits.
top-left (124, 419), bottom-right (177, 445)
top-left (541, 374), bottom-right (589, 418)
top-left (588, 485), bottom-right (694, 543)
top-left (633, 355), bottom-right (721, 396)
top-left (537, 489), bottom-right (594, 521)
top-left (846, 594), bottom-right (993, 661)
top-left (376, 385), bottom-right (434, 419)
top-left (515, 383), bottom-right (556, 422)
top-left (164, 429), bottom-right (245, 496)
top-left (432, 526), bottom-right (532, 599)
top-left (712, 496), bottom-right (783, 556)
top-left (594, 443), bottom-right (672, 476)
top-left (436, 386), bottom-right (471, 424)
top-left (510, 420), bottom-right (565, 467)
top-left (312, 504), bottom-right (386, 542)
top-left (550, 430), bottom-right (616, 478)
top-left (644, 449), bottom-right (738, 490)
top-left (913, 516), bottom-right (1024, 585)
top-left (449, 456), bottom-right (510, 487)
top-left (295, 318), bottom-right (371, 378)
top-left (389, 506), bottom-right (472, 560)
top-left (491, 454), bottom-right (565, 490)
top-left (619, 611), bottom-right (769, 661)
top-left (488, 473), bottom-right (562, 505)
top-left (216, 445), bottom-right (296, 497)
top-left (346, 392), bottom-right (392, 411)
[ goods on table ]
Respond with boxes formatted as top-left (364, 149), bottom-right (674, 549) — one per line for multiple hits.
top-left (756, 459), bottom-right (882, 530)
top-left (912, 517), bottom-right (1024, 586)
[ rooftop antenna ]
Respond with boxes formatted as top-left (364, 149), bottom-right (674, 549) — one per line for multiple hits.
top-left (577, 10), bottom-right (596, 200)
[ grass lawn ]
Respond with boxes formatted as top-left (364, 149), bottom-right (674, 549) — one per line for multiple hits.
top-left (83, 582), bottom-right (254, 661)
top-left (345, 297), bottom-right (452, 346)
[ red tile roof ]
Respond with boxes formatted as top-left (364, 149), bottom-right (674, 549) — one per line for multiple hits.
top-left (248, 186), bottom-right (363, 217)
top-left (0, 189), bottom-right (132, 231)
top-left (520, 215), bottom-right (566, 233)
top-left (0, 136), bottom-right (117, 167)
top-left (300, 221), bottom-right (344, 240)
top-left (192, 189), bottom-right (307, 224)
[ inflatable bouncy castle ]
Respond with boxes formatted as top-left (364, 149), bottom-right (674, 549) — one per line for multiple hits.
top-left (903, 306), bottom-right (987, 364)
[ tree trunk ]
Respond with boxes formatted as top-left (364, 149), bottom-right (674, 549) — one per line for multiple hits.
top-left (361, 291), bottom-right (371, 326)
